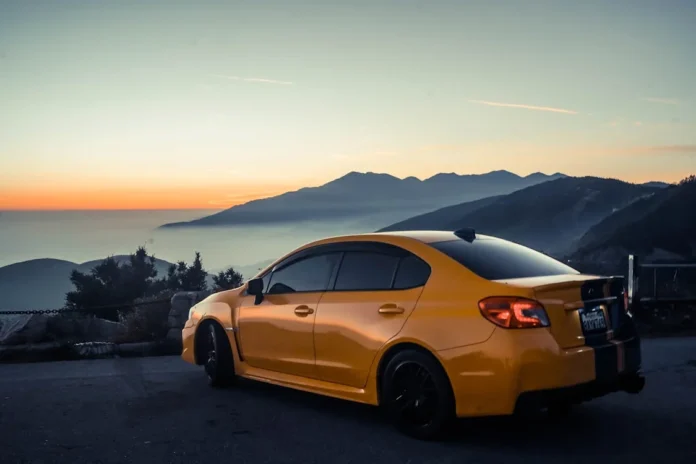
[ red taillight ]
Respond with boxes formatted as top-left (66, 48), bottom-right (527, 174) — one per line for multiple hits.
top-left (478, 297), bottom-right (550, 329)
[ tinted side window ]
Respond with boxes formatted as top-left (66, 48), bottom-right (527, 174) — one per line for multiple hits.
top-left (261, 273), bottom-right (272, 292)
top-left (267, 253), bottom-right (339, 294)
top-left (430, 238), bottom-right (579, 280)
top-left (334, 252), bottom-right (399, 291)
top-left (393, 255), bottom-right (431, 289)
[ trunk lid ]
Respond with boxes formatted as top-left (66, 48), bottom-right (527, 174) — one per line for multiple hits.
top-left (494, 274), bottom-right (627, 349)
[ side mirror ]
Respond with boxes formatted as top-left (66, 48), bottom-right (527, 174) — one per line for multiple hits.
top-left (247, 278), bottom-right (264, 305)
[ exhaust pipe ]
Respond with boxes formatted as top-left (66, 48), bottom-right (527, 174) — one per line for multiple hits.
top-left (619, 372), bottom-right (646, 394)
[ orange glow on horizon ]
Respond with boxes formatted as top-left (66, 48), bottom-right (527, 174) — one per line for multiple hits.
top-left (0, 167), bottom-right (690, 211)
top-left (0, 184), bottom-right (307, 211)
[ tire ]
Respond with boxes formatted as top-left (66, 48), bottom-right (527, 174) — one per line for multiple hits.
top-left (380, 349), bottom-right (455, 440)
top-left (201, 322), bottom-right (235, 387)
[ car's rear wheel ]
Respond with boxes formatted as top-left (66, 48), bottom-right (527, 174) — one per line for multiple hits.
top-left (202, 322), bottom-right (235, 387)
top-left (381, 349), bottom-right (455, 440)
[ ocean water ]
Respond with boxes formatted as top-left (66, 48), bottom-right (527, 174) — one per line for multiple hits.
top-left (0, 210), bottom-right (383, 273)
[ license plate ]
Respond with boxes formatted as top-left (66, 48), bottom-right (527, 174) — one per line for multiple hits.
top-left (579, 306), bottom-right (607, 333)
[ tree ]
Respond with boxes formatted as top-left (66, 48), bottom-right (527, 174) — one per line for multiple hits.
top-left (66, 247), bottom-right (159, 320)
top-left (678, 174), bottom-right (695, 186)
top-left (65, 248), bottom-right (213, 321)
top-left (212, 266), bottom-right (244, 291)
top-left (163, 251), bottom-right (208, 291)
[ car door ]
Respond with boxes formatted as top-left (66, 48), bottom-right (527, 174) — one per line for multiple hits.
top-left (237, 251), bottom-right (341, 379)
top-left (313, 243), bottom-right (431, 388)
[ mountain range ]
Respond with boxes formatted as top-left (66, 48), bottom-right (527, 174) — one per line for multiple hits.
top-left (1, 169), bottom-right (688, 310)
top-left (569, 176), bottom-right (696, 273)
top-left (159, 170), bottom-right (568, 228)
top-left (379, 176), bottom-right (664, 255)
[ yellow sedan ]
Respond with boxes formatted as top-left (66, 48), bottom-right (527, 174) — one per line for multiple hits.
top-left (181, 229), bottom-right (645, 440)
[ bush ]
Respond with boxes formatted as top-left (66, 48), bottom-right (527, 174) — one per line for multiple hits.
top-left (114, 291), bottom-right (174, 343)
top-left (212, 266), bottom-right (244, 291)
top-left (163, 252), bottom-right (208, 292)
top-left (65, 248), bottom-right (210, 321)
top-left (66, 247), bottom-right (160, 320)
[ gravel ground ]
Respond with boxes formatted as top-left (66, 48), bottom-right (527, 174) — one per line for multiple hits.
top-left (1, 337), bottom-right (695, 464)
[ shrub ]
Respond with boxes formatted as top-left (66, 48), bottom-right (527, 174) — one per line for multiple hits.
top-left (212, 266), bottom-right (244, 291)
top-left (66, 247), bottom-right (159, 320)
top-left (114, 291), bottom-right (174, 343)
top-left (162, 252), bottom-right (208, 291)
top-left (65, 248), bottom-right (209, 321)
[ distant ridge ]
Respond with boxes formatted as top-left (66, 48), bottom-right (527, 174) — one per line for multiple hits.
top-left (159, 170), bottom-right (568, 228)
top-left (378, 176), bottom-right (661, 255)
top-left (571, 176), bottom-right (696, 269)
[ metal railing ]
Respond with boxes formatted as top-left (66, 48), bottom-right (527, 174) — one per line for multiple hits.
top-left (0, 298), bottom-right (171, 316)
top-left (627, 254), bottom-right (696, 306)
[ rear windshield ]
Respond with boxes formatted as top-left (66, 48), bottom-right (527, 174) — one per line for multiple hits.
top-left (429, 237), bottom-right (579, 280)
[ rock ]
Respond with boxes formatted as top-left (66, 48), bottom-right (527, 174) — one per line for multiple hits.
top-left (166, 291), bottom-right (211, 344)
top-left (71, 341), bottom-right (117, 359)
top-left (166, 327), bottom-right (182, 343)
top-left (83, 317), bottom-right (126, 342)
top-left (0, 314), bottom-right (49, 345)
top-left (168, 293), bottom-right (194, 328)
top-left (45, 313), bottom-right (89, 341)
top-left (168, 291), bottom-right (210, 329)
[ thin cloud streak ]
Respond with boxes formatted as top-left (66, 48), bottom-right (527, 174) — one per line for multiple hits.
top-left (469, 99), bottom-right (578, 114)
top-left (211, 74), bottom-right (293, 85)
top-left (637, 144), bottom-right (696, 154)
top-left (642, 97), bottom-right (680, 105)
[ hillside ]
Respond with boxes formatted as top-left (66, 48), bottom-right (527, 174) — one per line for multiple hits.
top-left (0, 256), bottom-right (175, 311)
top-left (379, 176), bottom-right (659, 255)
top-left (159, 170), bottom-right (567, 228)
top-left (0, 254), bottom-right (272, 311)
top-left (0, 259), bottom-right (79, 311)
top-left (378, 195), bottom-right (502, 232)
top-left (570, 176), bottom-right (696, 272)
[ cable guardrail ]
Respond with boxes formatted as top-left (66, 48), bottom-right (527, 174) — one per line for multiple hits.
top-left (0, 298), bottom-right (173, 315)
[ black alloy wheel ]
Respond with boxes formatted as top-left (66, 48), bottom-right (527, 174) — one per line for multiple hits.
top-left (202, 322), bottom-right (235, 387)
top-left (382, 349), bottom-right (455, 440)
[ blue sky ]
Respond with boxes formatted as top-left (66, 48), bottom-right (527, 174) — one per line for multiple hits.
top-left (1, 0), bottom-right (695, 208)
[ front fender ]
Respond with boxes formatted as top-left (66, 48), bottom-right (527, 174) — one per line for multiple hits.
top-left (184, 289), bottom-right (245, 365)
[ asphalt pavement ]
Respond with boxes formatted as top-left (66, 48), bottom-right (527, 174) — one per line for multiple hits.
top-left (1, 337), bottom-right (695, 464)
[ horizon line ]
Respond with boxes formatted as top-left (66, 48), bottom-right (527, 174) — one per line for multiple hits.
top-left (0, 207), bottom-right (226, 212)
top-left (0, 170), bottom-right (681, 211)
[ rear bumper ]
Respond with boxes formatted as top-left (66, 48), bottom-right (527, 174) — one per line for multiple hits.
top-left (515, 370), bottom-right (645, 413)
top-left (440, 327), bottom-right (644, 417)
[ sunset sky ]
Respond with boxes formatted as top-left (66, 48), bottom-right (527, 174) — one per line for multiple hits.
top-left (1, 0), bottom-right (695, 210)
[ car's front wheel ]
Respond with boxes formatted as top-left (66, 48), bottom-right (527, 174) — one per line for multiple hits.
top-left (381, 349), bottom-right (455, 440)
top-left (202, 322), bottom-right (235, 387)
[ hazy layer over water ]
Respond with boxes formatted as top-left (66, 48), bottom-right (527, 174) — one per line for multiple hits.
top-left (0, 210), bottom-right (383, 272)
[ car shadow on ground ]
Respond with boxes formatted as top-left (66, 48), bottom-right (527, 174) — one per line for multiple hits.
top-left (226, 376), bottom-right (689, 457)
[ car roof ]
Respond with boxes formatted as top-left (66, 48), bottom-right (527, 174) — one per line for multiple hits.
top-left (252, 230), bottom-right (499, 279)
top-left (317, 230), bottom-right (495, 245)
top-left (374, 230), bottom-right (463, 243)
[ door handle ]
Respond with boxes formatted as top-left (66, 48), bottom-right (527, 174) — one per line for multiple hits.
top-left (294, 305), bottom-right (314, 316)
top-left (378, 304), bottom-right (404, 314)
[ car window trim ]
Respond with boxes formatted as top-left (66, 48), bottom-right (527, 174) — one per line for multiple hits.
top-left (264, 251), bottom-right (342, 295)
top-left (329, 251), bottom-right (431, 293)
top-left (253, 240), bottom-right (432, 295)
